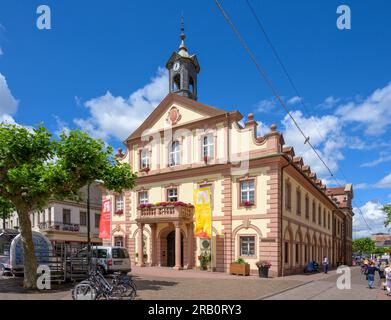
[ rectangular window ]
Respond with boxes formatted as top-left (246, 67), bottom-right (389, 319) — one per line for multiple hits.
top-left (95, 213), bottom-right (100, 228)
top-left (115, 195), bottom-right (124, 214)
top-left (285, 242), bottom-right (289, 264)
top-left (296, 189), bottom-right (301, 215)
top-left (63, 209), bottom-right (71, 225)
top-left (139, 191), bottom-right (148, 205)
top-left (323, 209), bottom-right (326, 228)
top-left (80, 211), bottom-right (87, 226)
top-left (114, 236), bottom-right (124, 247)
top-left (202, 134), bottom-right (214, 160)
top-left (304, 245), bottom-right (308, 262)
top-left (285, 181), bottom-right (291, 211)
top-left (328, 213), bottom-right (331, 230)
top-left (295, 243), bottom-right (299, 264)
top-left (318, 205), bottom-right (322, 226)
top-left (240, 236), bottom-right (255, 256)
top-left (240, 180), bottom-right (255, 204)
top-left (305, 197), bottom-right (309, 219)
top-left (312, 201), bottom-right (316, 223)
top-left (140, 148), bottom-right (150, 169)
top-left (167, 188), bottom-right (178, 202)
top-left (169, 141), bottom-right (180, 167)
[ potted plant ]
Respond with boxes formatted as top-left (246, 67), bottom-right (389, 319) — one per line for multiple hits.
top-left (115, 209), bottom-right (124, 215)
top-left (141, 166), bottom-right (150, 174)
top-left (198, 252), bottom-right (211, 270)
top-left (230, 258), bottom-right (250, 276)
top-left (256, 260), bottom-right (272, 278)
top-left (243, 200), bottom-right (254, 207)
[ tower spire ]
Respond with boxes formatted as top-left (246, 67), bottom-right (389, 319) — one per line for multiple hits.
top-left (178, 15), bottom-right (188, 55)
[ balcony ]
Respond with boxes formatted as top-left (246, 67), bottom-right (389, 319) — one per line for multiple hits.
top-left (136, 202), bottom-right (194, 223)
top-left (38, 222), bottom-right (81, 233)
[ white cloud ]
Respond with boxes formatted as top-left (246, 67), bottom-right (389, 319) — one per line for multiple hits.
top-left (254, 98), bottom-right (278, 114)
top-left (0, 73), bottom-right (18, 116)
top-left (74, 68), bottom-right (168, 141)
top-left (287, 96), bottom-right (301, 106)
top-left (317, 96), bottom-right (340, 109)
top-left (281, 110), bottom-right (344, 177)
top-left (375, 173), bottom-right (391, 189)
top-left (355, 183), bottom-right (369, 190)
top-left (361, 154), bottom-right (391, 168)
top-left (336, 82), bottom-right (391, 136)
top-left (353, 201), bottom-right (389, 238)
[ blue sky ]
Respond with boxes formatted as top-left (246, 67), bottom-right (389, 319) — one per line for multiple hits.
top-left (0, 0), bottom-right (390, 237)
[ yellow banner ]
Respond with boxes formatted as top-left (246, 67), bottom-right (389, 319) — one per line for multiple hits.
top-left (193, 187), bottom-right (212, 238)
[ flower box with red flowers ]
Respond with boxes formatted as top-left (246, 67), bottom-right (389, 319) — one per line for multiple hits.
top-left (138, 203), bottom-right (152, 209)
top-left (242, 201), bottom-right (254, 207)
top-left (141, 166), bottom-right (150, 174)
top-left (115, 209), bottom-right (124, 215)
top-left (203, 155), bottom-right (208, 164)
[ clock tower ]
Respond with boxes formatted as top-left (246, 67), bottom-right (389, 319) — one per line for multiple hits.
top-left (166, 17), bottom-right (200, 101)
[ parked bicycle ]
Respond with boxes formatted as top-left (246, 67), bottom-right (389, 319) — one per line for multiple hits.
top-left (72, 269), bottom-right (137, 300)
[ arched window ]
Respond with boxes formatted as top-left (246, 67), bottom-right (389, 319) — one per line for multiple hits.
top-left (189, 77), bottom-right (195, 93)
top-left (173, 74), bottom-right (180, 91)
top-left (169, 141), bottom-right (180, 167)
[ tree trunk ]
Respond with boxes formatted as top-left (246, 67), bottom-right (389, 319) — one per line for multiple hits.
top-left (16, 208), bottom-right (38, 289)
top-left (2, 211), bottom-right (5, 230)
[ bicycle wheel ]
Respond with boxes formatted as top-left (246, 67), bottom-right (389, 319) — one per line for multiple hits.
top-left (72, 281), bottom-right (98, 300)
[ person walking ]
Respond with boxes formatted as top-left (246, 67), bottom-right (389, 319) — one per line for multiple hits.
top-left (385, 264), bottom-right (391, 296)
top-left (322, 256), bottom-right (329, 274)
top-left (365, 262), bottom-right (378, 289)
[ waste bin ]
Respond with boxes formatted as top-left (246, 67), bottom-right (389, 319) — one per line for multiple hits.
top-left (258, 266), bottom-right (269, 278)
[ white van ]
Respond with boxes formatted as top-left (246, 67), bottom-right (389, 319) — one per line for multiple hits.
top-left (74, 246), bottom-right (132, 275)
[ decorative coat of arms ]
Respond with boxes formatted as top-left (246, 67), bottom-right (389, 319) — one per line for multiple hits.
top-left (166, 107), bottom-right (182, 125)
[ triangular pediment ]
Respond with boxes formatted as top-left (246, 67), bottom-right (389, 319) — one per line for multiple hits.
top-left (125, 93), bottom-right (229, 142)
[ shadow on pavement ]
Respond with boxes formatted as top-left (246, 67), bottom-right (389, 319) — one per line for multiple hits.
top-left (132, 276), bottom-right (178, 292)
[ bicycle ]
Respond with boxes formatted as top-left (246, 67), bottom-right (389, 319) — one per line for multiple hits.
top-left (72, 269), bottom-right (137, 300)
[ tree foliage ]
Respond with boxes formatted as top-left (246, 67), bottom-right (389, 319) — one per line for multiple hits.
top-left (0, 196), bottom-right (14, 229)
top-left (383, 204), bottom-right (391, 228)
top-left (0, 124), bottom-right (137, 288)
top-left (352, 237), bottom-right (376, 255)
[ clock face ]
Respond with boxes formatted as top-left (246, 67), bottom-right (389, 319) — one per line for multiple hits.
top-left (173, 62), bottom-right (180, 71)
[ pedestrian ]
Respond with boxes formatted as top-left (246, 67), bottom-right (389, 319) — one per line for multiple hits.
top-left (379, 261), bottom-right (386, 279)
top-left (322, 256), bottom-right (329, 274)
top-left (385, 264), bottom-right (391, 296)
top-left (365, 263), bottom-right (378, 289)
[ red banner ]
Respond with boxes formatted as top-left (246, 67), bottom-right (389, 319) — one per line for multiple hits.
top-left (99, 198), bottom-right (111, 239)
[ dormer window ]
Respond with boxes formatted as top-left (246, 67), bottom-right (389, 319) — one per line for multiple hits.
top-left (202, 134), bottom-right (214, 161)
top-left (169, 140), bottom-right (180, 167)
top-left (141, 148), bottom-right (150, 170)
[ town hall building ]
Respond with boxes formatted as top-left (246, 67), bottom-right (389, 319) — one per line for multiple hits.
top-left (102, 24), bottom-right (353, 277)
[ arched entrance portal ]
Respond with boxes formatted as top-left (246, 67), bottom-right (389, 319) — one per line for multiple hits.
top-left (167, 230), bottom-right (184, 267)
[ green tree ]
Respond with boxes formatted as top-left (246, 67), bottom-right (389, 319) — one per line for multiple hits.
top-left (0, 124), bottom-right (137, 288)
top-left (0, 197), bottom-right (15, 230)
top-left (352, 237), bottom-right (376, 255)
top-left (383, 204), bottom-right (391, 228)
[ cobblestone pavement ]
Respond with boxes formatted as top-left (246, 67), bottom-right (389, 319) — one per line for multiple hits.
top-left (1, 266), bottom-right (389, 300)
top-left (265, 267), bottom-right (391, 300)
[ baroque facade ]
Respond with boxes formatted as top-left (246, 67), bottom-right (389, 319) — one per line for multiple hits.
top-left (102, 27), bottom-right (353, 277)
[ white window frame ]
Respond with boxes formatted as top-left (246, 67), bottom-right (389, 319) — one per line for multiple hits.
top-left (169, 141), bottom-right (180, 167)
top-left (139, 191), bottom-right (148, 205)
top-left (115, 195), bottom-right (124, 212)
top-left (167, 188), bottom-right (178, 202)
top-left (240, 180), bottom-right (255, 204)
top-left (141, 148), bottom-right (150, 169)
top-left (202, 134), bottom-right (214, 159)
top-left (240, 236), bottom-right (256, 256)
